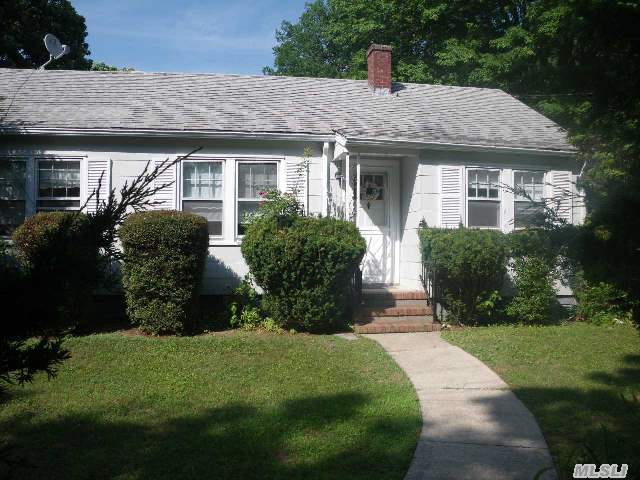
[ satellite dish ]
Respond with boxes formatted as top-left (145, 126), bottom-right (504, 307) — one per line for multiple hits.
top-left (39, 34), bottom-right (70, 69)
top-left (44, 34), bottom-right (70, 59)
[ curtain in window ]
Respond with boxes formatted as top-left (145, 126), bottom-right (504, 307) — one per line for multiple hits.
top-left (514, 171), bottom-right (544, 201)
top-left (238, 163), bottom-right (277, 199)
top-left (38, 161), bottom-right (80, 198)
top-left (183, 162), bottom-right (222, 199)
top-left (0, 161), bottom-right (26, 235)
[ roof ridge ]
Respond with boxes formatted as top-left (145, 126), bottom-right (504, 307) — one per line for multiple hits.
top-left (0, 67), bottom-right (505, 93)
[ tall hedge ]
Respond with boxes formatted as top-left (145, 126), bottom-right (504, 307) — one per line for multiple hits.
top-left (241, 214), bottom-right (366, 332)
top-left (419, 226), bottom-right (508, 324)
top-left (13, 211), bottom-right (101, 330)
top-left (119, 210), bottom-right (208, 335)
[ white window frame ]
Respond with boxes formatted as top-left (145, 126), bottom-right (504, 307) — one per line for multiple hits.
top-left (36, 158), bottom-right (82, 211)
top-left (513, 169), bottom-right (547, 229)
top-left (465, 167), bottom-right (502, 229)
top-left (180, 158), bottom-right (225, 239)
top-left (235, 160), bottom-right (280, 238)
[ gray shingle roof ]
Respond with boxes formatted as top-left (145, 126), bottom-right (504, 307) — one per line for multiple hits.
top-left (0, 68), bottom-right (574, 152)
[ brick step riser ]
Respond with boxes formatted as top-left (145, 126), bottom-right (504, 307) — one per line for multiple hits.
top-left (355, 323), bottom-right (441, 334)
top-left (360, 306), bottom-right (433, 317)
top-left (361, 298), bottom-right (429, 308)
top-left (361, 292), bottom-right (428, 301)
top-left (358, 315), bottom-right (434, 324)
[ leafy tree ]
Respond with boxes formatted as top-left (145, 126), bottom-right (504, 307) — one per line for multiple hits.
top-left (90, 61), bottom-right (135, 72)
top-left (0, 0), bottom-right (91, 69)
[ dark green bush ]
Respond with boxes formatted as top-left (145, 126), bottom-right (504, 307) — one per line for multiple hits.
top-left (13, 211), bottom-right (101, 330)
top-left (119, 210), bottom-right (208, 335)
top-left (241, 197), bottom-right (366, 332)
top-left (419, 226), bottom-right (508, 324)
top-left (505, 256), bottom-right (558, 324)
top-left (575, 280), bottom-right (634, 325)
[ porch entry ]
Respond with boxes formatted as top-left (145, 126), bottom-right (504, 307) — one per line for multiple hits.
top-left (356, 160), bottom-right (399, 285)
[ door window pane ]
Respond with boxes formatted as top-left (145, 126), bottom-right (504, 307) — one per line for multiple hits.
top-left (0, 161), bottom-right (26, 235)
top-left (37, 160), bottom-right (81, 210)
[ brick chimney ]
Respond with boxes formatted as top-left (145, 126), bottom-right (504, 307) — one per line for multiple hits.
top-left (367, 44), bottom-right (392, 95)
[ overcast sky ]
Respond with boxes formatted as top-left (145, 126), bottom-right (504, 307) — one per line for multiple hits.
top-left (72, 0), bottom-right (308, 74)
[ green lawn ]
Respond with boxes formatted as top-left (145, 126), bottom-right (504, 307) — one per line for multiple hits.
top-left (0, 332), bottom-right (421, 480)
top-left (443, 324), bottom-right (640, 474)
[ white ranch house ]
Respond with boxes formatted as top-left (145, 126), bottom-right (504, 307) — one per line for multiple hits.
top-left (0, 45), bottom-right (582, 294)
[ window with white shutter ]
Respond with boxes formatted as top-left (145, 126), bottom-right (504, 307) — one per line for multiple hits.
top-left (440, 166), bottom-right (463, 228)
top-left (552, 170), bottom-right (572, 223)
top-left (154, 159), bottom-right (176, 209)
top-left (86, 158), bottom-right (110, 214)
top-left (467, 169), bottom-right (501, 228)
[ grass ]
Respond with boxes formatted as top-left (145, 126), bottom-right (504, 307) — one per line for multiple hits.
top-left (443, 323), bottom-right (640, 474)
top-left (0, 331), bottom-right (421, 480)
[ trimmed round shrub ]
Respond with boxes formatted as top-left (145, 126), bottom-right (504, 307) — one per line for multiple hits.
top-left (241, 214), bottom-right (366, 332)
top-left (419, 226), bottom-right (508, 324)
top-left (13, 211), bottom-right (101, 330)
top-left (119, 210), bottom-right (208, 335)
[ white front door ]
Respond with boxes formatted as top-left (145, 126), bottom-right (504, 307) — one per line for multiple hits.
top-left (357, 163), bottom-right (398, 284)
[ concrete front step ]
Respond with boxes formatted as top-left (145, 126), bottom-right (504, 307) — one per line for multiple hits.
top-left (354, 321), bottom-right (441, 334)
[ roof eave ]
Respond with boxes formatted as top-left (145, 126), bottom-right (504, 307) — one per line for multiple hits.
top-left (335, 132), bottom-right (576, 157)
top-left (0, 127), bottom-right (335, 143)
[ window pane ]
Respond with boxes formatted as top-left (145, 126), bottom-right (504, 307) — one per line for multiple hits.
top-left (183, 200), bottom-right (223, 236)
top-left (515, 170), bottom-right (544, 201)
top-left (468, 169), bottom-right (500, 199)
top-left (37, 199), bottom-right (81, 210)
top-left (238, 163), bottom-right (277, 199)
top-left (237, 200), bottom-right (260, 235)
top-left (0, 161), bottom-right (26, 200)
top-left (515, 201), bottom-right (545, 228)
top-left (0, 200), bottom-right (25, 235)
top-left (183, 162), bottom-right (222, 199)
top-left (468, 200), bottom-right (500, 227)
top-left (38, 161), bottom-right (80, 198)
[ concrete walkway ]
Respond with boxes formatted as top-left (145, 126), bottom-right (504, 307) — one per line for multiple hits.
top-left (363, 332), bottom-right (556, 480)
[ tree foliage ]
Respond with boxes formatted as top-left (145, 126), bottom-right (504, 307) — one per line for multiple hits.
top-left (268, 0), bottom-right (640, 321)
top-left (0, 0), bottom-right (92, 69)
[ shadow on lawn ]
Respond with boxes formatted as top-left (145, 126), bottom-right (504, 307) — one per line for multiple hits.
top-left (0, 392), bottom-right (419, 480)
top-left (507, 355), bottom-right (640, 479)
